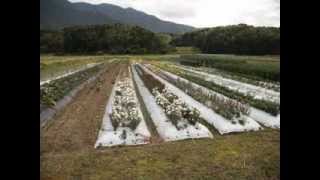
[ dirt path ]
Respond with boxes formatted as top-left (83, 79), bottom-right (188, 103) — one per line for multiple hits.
top-left (41, 62), bottom-right (125, 154)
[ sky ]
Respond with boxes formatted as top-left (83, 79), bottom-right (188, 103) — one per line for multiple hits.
top-left (69, 0), bottom-right (280, 28)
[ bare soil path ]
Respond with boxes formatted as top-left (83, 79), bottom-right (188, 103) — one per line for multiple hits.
top-left (41, 62), bottom-right (125, 154)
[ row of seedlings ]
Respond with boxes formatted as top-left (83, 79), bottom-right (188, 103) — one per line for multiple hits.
top-left (132, 64), bottom-right (213, 141)
top-left (141, 64), bottom-right (262, 134)
top-left (95, 67), bottom-right (151, 148)
top-left (40, 63), bottom-right (105, 112)
top-left (175, 64), bottom-right (280, 104)
top-left (40, 62), bottom-right (103, 85)
top-left (155, 63), bottom-right (280, 115)
top-left (152, 63), bottom-right (280, 128)
top-left (176, 64), bottom-right (280, 92)
top-left (146, 64), bottom-right (250, 125)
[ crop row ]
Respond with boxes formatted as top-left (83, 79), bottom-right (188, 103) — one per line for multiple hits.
top-left (110, 76), bottom-right (142, 133)
top-left (40, 63), bottom-right (104, 109)
top-left (134, 64), bottom-right (201, 130)
top-left (147, 65), bottom-right (250, 124)
top-left (154, 63), bottom-right (280, 116)
top-left (179, 54), bottom-right (280, 82)
top-left (176, 64), bottom-right (280, 92)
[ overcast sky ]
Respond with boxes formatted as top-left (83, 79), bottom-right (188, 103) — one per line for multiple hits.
top-left (69, 0), bottom-right (280, 28)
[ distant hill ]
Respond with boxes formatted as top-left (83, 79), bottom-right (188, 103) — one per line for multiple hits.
top-left (40, 0), bottom-right (196, 33)
top-left (40, 0), bottom-right (116, 29)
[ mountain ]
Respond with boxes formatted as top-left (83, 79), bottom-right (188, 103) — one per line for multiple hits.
top-left (40, 0), bottom-right (117, 29)
top-left (72, 2), bottom-right (195, 33)
top-left (40, 0), bottom-right (195, 33)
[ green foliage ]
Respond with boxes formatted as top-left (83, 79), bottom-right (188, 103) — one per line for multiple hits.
top-left (40, 64), bottom-right (103, 108)
top-left (135, 64), bottom-right (200, 129)
top-left (184, 66), bottom-right (280, 92)
top-left (41, 24), bottom-right (172, 54)
top-left (180, 54), bottom-right (280, 82)
top-left (155, 63), bottom-right (280, 116)
top-left (172, 24), bottom-right (280, 55)
top-left (63, 24), bottom-right (170, 54)
top-left (40, 30), bottom-right (64, 53)
top-left (152, 66), bottom-right (250, 121)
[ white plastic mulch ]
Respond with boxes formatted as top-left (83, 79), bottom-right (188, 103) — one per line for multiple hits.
top-left (94, 69), bottom-right (151, 148)
top-left (141, 64), bottom-right (262, 134)
top-left (179, 65), bottom-right (280, 91)
top-left (132, 64), bottom-right (213, 141)
top-left (150, 65), bottom-right (280, 129)
top-left (40, 63), bottom-right (102, 86)
top-left (249, 108), bottom-right (280, 128)
top-left (175, 65), bottom-right (280, 104)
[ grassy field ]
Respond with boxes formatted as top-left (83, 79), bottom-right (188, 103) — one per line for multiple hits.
top-left (179, 54), bottom-right (280, 82)
top-left (41, 129), bottom-right (279, 180)
top-left (173, 46), bottom-right (201, 54)
top-left (40, 54), bottom-right (280, 180)
top-left (40, 55), bottom-right (118, 81)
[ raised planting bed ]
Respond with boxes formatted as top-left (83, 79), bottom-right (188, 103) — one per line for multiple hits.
top-left (147, 65), bottom-right (250, 125)
top-left (132, 64), bottom-right (213, 141)
top-left (40, 62), bottom-right (102, 86)
top-left (176, 64), bottom-right (280, 92)
top-left (40, 63), bottom-right (105, 111)
top-left (136, 65), bottom-right (200, 130)
top-left (40, 63), bottom-right (107, 127)
top-left (154, 63), bottom-right (280, 117)
top-left (95, 67), bottom-right (151, 148)
top-left (147, 64), bottom-right (280, 129)
top-left (137, 64), bottom-right (262, 135)
top-left (176, 65), bottom-right (280, 103)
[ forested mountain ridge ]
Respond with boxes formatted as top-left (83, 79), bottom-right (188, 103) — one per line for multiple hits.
top-left (40, 0), bottom-right (195, 33)
top-left (40, 24), bottom-right (173, 54)
top-left (40, 0), bottom-right (117, 29)
top-left (172, 24), bottom-right (280, 55)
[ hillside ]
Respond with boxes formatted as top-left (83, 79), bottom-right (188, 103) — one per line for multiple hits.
top-left (40, 0), bottom-right (116, 29)
top-left (40, 0), bottom-right (195, 33)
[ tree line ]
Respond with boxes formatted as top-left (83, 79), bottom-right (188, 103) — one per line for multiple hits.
top-left (40, 23), bottom-right (173, 54)
top-left (171, 24), bottom-right (280, 55)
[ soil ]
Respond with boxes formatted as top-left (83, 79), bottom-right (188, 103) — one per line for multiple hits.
top-left (40, 62), bottom-right (125, 154)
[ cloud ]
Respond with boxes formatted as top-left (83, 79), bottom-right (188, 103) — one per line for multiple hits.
top-left (69, 0), bottom-right (280, 27)
top-left (157, 4), bottom-right (196, 19)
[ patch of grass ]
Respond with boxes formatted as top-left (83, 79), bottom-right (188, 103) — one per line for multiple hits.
top-left (172, 46), bottom-right (201, 54)
top-left (179, 54), bottom-right (280, 82)
top-left (41, 129), bottom-right (279, 180)
top-left (40, 55), bottom-right (121, 81)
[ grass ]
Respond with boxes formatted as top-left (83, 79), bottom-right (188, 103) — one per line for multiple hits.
top-left (179, 54), bottom-right (280, 82)
top-left (40, 55), bottom-right (123, 81)
top-left (41, 129), bottom-right (279, 180)
top-left (172, 46), bottom-right (201, 54)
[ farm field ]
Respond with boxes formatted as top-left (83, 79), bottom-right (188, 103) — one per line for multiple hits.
top-left (40, 54), bottom-right (280, 180)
